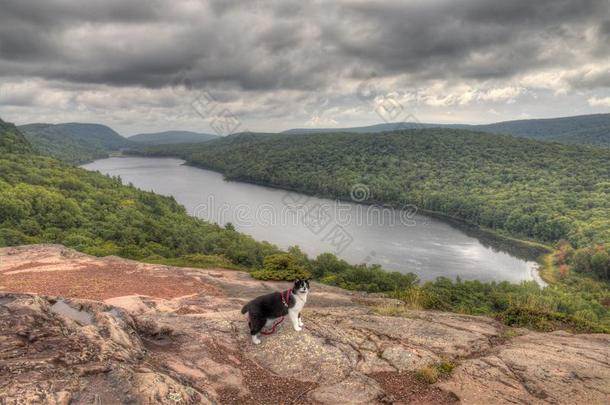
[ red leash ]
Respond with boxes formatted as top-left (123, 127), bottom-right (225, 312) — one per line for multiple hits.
top-left (261, 317), bottom-right (285, 335)
top-left (258, 288), bottom-right (293, 336)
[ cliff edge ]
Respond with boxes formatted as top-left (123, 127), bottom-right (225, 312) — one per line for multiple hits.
top-left (1, 245), bottom-right (609, 404)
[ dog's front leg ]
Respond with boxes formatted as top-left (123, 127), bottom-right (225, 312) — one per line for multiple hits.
top-left (289, 309), bottom-right (302, 331)
top-left (298, 312), bottom-right (303, 328)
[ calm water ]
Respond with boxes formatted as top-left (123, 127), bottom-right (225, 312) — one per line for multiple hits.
top-left (83, 157), bottom-right (544, 283)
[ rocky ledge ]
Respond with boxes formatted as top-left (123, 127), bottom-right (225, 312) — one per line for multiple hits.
top-left (1, 245), bottom-right (609, 404)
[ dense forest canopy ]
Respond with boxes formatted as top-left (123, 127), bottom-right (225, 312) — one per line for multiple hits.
top-left (129, 130), bottom-right (220, 145)
top-left (132, 129), bottom-right (610, 249)
top-left (0, 118), bottom-right (33, 154)
top-left (0, 120), bottom-right (277, 266)
top-left (283, 113), bottom-right (610, 147)
top-left (476, 113), bottom-right (610, 145)
top-left (0, 152), bottom-right (283, 266)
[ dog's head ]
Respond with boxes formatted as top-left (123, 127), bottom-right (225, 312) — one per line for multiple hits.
top-left (293, 279), bottom-right (310, 294)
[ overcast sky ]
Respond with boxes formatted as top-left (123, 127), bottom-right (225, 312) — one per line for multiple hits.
top-left (0, 0), bottom-right (609, 135)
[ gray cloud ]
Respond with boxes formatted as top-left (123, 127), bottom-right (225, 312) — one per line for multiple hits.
top-left (0, 0), bottom-right (608, 133)
top-left (334, 0), bottom-right (607, 78)
top-left (0, 0), bottom-right (607, 88)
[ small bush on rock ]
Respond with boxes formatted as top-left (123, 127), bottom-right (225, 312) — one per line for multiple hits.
top-left (251, 253), bottom-right (311, 281)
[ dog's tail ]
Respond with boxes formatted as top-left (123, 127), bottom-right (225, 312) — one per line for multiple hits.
top-left (241, 303), bottom-right (249, 314)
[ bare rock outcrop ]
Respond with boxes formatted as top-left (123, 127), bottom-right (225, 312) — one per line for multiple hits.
top-left (1, 245), bottom-right (609, 404)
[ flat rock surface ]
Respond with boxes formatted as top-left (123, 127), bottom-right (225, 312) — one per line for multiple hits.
top-left (1, 245), bottom-right (609, 404)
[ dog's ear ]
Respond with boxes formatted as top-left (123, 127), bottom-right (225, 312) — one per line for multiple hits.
top-left (294, 278), bottom-right (301, 284)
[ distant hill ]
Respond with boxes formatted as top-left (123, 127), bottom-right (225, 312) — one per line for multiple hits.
top-left (283, 114), bottom-right (610, 146)
top-left (19, 122), bottom-right (133, 164)
top-left (0, 118), bottom-right (33, 154)
top-left (474, 114), bottom-right (610, 145)
top-left (282, 122), bottom-right (439, 135)
top-left (129, 130), bottom-right (219, 145)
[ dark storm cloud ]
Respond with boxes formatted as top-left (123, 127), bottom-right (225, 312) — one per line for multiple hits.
top-left (329, 0), bottom-right (608, 79)
top-left (0, 0), bottom-right (173, 72)
top-left (0, 0), bottom-right (163, 26)
top-left (0, 0), bottom-right (608, 92)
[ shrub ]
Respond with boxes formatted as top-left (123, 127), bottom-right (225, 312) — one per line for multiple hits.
top-left (415, 366), bottom-right (439, 384)
top-left (572, 248), bottom-right (592, 273)
top-left (558, 264), bottom-right (569, 279)
top-left (436, 360), bottom-right (456, 376)
top-left (0, 228), bottom-right (33, 246)
top-left (62, 233), bottom-right (96, 251)
top-left (251, 253), bottom-right (311, 281)
top-left (327, 263), bottom-right (419, 293)
top-left (82, 240), bottom-right (120, 257)
top-left (591, 251), bottom-right (610, 278)
top-left (414, 360), bottom-right (457, 386)
top-left (497, 306), bottom-right (610, 334)
top-left (312, 253), bottom-right (350, 278)
top-left (574, 309), bottom-right (599, 323)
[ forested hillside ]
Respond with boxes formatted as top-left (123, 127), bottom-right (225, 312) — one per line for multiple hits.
top-left (1, 121), bottom-right (277, 267)
top-left (133, 129), bottom-right (610, 248)
top-left (129, 130), bottom-right (219, 145)
top-left (477, 114), bottom-right (610, 146)
top-left (283, 113), bottom-right (610, 146)
top-left (19, 122), bottom-right (133, 164)
top-left (0, 118), bottom-right (33, 154)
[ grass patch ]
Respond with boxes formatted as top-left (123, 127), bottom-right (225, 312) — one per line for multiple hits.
top-left (370, 303), bottom-right (415, 318)
top-left (436, 359), bottom-right (456, 375)
top-left (414, 366), bottom-right (439, 384)
top-left (497, 306), bottom-right (610, 334)
top-left (415, 360), bottom-right (456, 384)
top-left (383, 272), bottom-right (610, 334)
top-left (498, 327), bottom-right (525, 340)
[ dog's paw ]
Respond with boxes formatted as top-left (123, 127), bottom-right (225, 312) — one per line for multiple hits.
top-left (294, 326), bottom-right (302, 332)
top-left (298, 320), bottom-right (304, 327)
top-left (252, 335), bottom-right (261, 345)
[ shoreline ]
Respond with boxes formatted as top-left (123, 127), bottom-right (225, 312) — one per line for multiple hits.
top-left (180, 158), bottom-right (554, 254)
top-left (99, 153), bottom-right (554, 285)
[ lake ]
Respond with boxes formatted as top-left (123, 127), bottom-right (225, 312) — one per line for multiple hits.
top-left (83, 157), bottom-right (545, 284)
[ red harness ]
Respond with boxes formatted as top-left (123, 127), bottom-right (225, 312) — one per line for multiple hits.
top-left (280, 288), bottom-right (292, 307)
top-left (259, 288), bottom-right (292, 336)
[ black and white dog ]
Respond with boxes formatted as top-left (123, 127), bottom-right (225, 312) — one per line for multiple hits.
top-left (241, 279), bottom-right (310, 344)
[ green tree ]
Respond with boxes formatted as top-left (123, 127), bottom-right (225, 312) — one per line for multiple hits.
top-left (572, 249), bottom-right (592, 273)
top-left (591, 250), bottom-right (610, 279)
top-left (251, 253), bottom-right (311, 281)
top-left (312, 253), bottom-right (349, 278)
